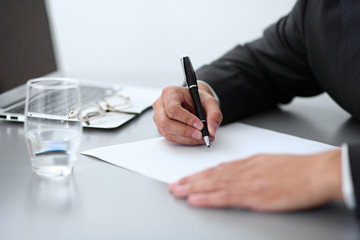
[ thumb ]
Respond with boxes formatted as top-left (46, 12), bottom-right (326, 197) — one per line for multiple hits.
top-left (202, 95), bottom-right (222, 137)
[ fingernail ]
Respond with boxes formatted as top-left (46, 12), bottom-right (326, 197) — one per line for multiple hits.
top-left (169, 182), bottom-right (181, 189)
top-left (169, 182), bottom-right (177, 189)
top-left (188, 194), bottom-right (202, 205)
top-left (173, 185), bottom-right (189, 196)
top-left (193, 122), bottom-right (203, 130)
top-left (192, 131), bottom-right (202, 140)
top-left (211, 123), bottom-right (219, 135)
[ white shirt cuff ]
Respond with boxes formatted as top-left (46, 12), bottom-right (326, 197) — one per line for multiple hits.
top-left (341, 143), bottom-right (356, 210)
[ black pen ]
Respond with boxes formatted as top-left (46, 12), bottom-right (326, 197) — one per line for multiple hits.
top-left (180, 56), bottom-right (210, 147)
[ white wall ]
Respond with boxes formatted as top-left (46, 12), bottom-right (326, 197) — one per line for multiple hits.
top-left (46, 0), bottom-right (297, 87)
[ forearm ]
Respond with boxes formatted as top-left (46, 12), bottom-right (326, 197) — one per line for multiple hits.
top-left (196, 43), bottom-right (286, 124)
top-left (196, 1), bottom-right (324, 124)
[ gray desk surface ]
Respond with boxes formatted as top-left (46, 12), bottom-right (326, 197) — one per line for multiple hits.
top-left (1, 90), bottom-right (360, 240)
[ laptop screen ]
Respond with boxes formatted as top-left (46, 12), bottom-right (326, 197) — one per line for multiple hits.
top-left (0, 0), bottom-right (57, 94)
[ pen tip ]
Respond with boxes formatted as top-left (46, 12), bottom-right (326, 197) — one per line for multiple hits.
top-left (204, 136), bottom-right (210, 148)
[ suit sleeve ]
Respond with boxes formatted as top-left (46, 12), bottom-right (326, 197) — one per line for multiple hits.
top-left (196, 0), bottom-right (324, 124)
top-left (196, 0), bottom-right (360, 219)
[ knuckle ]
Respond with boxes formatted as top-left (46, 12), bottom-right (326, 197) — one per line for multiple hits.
top-left (219, 191), bottom-right (232, 203)
top-left (183, 115), bottom-right (192, 125)
top-left (156, 118), bottom-right (169, 133)
top-left (163, 133), bottom-right (175, 143)
top-left (202, 180), bottom-right (214, 190)
top-left (162, 86), bottom-right (182, 98)
top-left (252, 178), bottom-right (268, 193)
top-left (155, 124), bottom-right (165, 136)
top-left (218, 161), bottom-right (231, 168)
top-left (217, 163), bottom-right (227, 169)
top-left (166, 104), bottom-right (178, 118)
top-left (152, 113), bottom-right (158, 124)
top-left (178, 128), bottom-right (187, 137)
top-left (152, 98), bottom-right (159, 109)
top-left (181, 126), bottom-right (196, 138)
top-left (162, 86), bottom-right (173, 96)
top-left (202, 167), bottom-right (217, 178)
top-left (251, 154), bottom-right (267, 162)
top-left (213, 111), bottom-right (223, 123)
top-left (161, 122), bottom-right (172, 133)
top-left (219, 177), bottom-right (231, 186)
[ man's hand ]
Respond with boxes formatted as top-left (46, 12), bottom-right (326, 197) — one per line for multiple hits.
top-left (153, 82), bottom-right (223, 145)
top-left (170, 149), bottom-right (343, 212)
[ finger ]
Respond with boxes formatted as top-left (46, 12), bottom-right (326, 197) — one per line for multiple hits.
top-left (170, 158), bottom-right (257, 199)
top-left (175, 166), bottom-right (219, 185)
top-left (163, 133), bottom-right (203, 145)
top-left (162, 87), bottom-right (203, 130)
top-left (201, 95), bottom-right (222, 137)
top-left (170, 177), bottom-right (225, 198)
top-left (170, 161), bottom-right (255, 198)
top-left (163, 134), bottom-right (214, 145)
top-left (159, 120), bottom-right (203, 141)
top-left (187, 189), bottom-right (254, 208)
top-left (175, 158), bottom-right (251, 185)
top-left (153, 99), bottom-right (203, 141)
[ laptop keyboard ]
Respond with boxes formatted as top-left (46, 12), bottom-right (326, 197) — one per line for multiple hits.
top-left (5, 104), bottom-right (26, 114)
top-left (5, 85), bottom-right (113, 115)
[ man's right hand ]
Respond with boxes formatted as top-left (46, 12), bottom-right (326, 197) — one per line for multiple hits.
top-left (152, 82), bottom-right (223, 145)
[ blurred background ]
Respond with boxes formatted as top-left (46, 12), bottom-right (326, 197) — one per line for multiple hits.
top-left (46, 0), bottom-right (297, 87)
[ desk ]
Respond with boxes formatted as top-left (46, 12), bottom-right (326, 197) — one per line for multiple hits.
top-left (1, 91), bottom-right (360, 240)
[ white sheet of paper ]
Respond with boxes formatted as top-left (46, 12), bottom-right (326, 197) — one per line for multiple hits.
top-left (81, 123), bottom-right (337, 183)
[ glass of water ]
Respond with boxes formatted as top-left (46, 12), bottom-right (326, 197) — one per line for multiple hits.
top-left (24, 78), bottom-right (83, 177)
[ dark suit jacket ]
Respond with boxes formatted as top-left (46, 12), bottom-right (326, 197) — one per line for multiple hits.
top-left (196, 0), bottom-right (360, 217)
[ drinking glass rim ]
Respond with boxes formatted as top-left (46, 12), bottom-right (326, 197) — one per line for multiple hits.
top-left (27, 78), bottom-right (79, 90)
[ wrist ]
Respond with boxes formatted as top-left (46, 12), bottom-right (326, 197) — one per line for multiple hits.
top-left (321, 149), bottom-right (343, 201)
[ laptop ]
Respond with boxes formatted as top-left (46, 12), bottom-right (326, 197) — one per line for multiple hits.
top-left (0, 0), bottom-right (160, 129)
